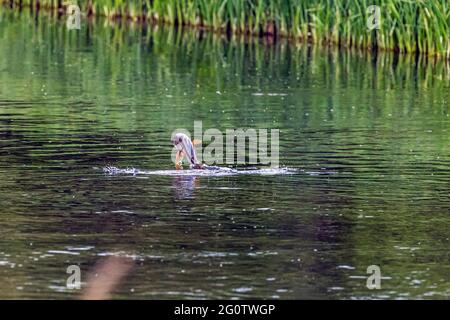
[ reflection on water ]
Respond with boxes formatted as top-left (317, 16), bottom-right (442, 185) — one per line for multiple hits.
top-left (172, 176), bottom-right (198, 202)
top-left (102, 166), bottom-right (297, 176)
top-left (0, 10), bottom-right (449, 299)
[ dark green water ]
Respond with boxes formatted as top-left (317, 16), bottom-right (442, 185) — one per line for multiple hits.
top-left (0, 10), bottom-right (449, 299)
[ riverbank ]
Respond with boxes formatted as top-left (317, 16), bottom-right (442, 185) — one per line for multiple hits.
top-left (2, 0), bottom-right (450, 59)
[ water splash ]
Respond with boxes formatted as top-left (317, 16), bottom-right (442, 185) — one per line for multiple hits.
top-left (102, 166), bottom-right (297, 177)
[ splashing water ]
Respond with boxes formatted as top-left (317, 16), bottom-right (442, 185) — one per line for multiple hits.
top-left (102, 166), bottom-right (298, 177)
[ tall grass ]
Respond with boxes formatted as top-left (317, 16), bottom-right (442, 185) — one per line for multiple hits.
top-left (4, 0), bottom-right (450, 58)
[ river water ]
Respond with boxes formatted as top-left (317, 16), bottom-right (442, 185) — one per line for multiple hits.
top-left (0, 10), bottom-right (449, 299)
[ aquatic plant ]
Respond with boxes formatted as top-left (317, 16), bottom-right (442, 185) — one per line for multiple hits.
top-left (3, 0), bottom-right (450, 58)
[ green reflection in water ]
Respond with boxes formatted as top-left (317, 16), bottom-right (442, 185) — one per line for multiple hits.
top-left (0, 10), bottom-right (449, 299)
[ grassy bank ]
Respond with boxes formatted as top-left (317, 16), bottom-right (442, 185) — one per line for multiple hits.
top-left (3, 0), bottom-right (450, 58)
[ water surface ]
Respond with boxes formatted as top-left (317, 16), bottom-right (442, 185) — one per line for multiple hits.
top-left (0, 10), bottom-right (449, 299)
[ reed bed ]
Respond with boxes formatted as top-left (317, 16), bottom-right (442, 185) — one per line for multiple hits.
top-left (4, 0), bottom-right (450, 58)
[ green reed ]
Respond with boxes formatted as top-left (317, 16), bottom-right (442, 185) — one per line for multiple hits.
top-left (4, 0), bottom-right (450, 58)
